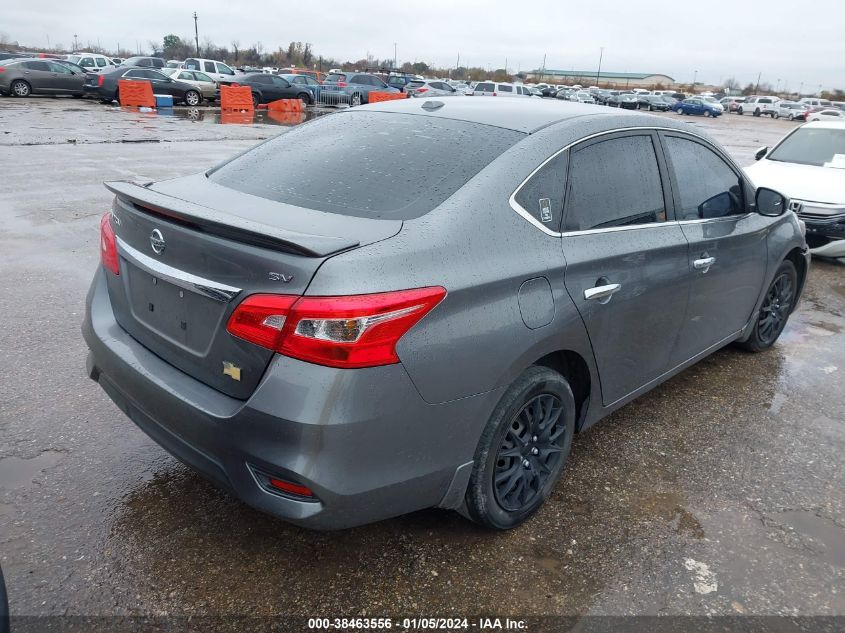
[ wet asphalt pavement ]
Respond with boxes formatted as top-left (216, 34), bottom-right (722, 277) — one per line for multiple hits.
top-left (0, 98), bottom-right (843, 624)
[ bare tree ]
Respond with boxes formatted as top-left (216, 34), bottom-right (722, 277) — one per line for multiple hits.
top-left (724, 76), bottom-right (740, 91)
top-left (231, 39), bottom-right (240, 63)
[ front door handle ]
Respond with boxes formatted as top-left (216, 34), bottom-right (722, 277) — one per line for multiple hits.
top-left (693, 256), bottom-right (716, 271)
top-left (584, 283), bottom-right (622, 301)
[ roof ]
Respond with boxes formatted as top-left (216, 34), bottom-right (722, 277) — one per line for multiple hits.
top-left (356, 97), bottom-right (658, 134)
top-left (534, 70), bottom-right (675, 81)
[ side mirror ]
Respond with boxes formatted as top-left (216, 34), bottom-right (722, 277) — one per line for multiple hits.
top-left (754, 146), bottom-right (768, 161)
top-left (756, 187), bottom-right (787, 217)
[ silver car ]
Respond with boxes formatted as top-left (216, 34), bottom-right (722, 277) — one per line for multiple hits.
top-left (406, 80), bottom-right (460, 97)
top-left (161, 68), bottom-right (219, 101)
top-left (83, 99), bottom-right (808, 530)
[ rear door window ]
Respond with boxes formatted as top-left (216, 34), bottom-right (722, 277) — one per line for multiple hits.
top-left (24, 61), bottom-right (52, 71)
top-left (498, 84), bottom-right (513, 93)
top-left (209, 111), bottom-right (524, 220)
top-left (662, 135), bottom-right (744, 220)
top-left (564, 135), bottom-right (666, 231)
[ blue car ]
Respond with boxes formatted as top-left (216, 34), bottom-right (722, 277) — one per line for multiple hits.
top-left (673, 97), bottom-right (722, 117)
top-left (279, 73), bottom-right (321, 104)
top-left (319, 72), bottom-right (400, 106)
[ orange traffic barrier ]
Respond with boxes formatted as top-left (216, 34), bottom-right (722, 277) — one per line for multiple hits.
top-left (267, 110), bottom-right (306, 125)
top-left (220, 111), bottom-right (255, 125)
top-left (118, 79), bottom-right (155, 108)
top-left (368, 91), bottom-right (408, 103)
top-left (220, 85), bottom-right (254, 111)
top-left (267, 99), bottom-right (304, 112)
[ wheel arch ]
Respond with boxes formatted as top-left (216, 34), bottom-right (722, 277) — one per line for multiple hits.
top-left (11, 78), bottom-right (32, 94)
top-left (784, 246), bottom-right (809, 313)
top-left (533, 350), bottom-right (592, 431)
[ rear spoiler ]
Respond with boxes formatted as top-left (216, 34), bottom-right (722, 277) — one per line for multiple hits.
top-left (104, 180), bottom-right (360, 257)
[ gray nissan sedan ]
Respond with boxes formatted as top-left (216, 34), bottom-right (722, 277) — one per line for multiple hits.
top-left (83, 99), bottom-right (809, 530)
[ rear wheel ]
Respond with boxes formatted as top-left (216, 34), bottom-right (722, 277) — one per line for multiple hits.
top-left (350, 92), bottom-right (362, 106)
top-left (297, 91), bottom-right (311, 106)
top-left (184, 90), bottom-right (201, 106)
top-left (11, 80), bottom-right (31, 97)
top-left (788, 113), bottom-right (795, 121)
top-left (754, 108), bottom-right (761, 117)
top-left (465, 366), bottom-right (576, 530)
top-left (737, 107), bottom-right (744, 115)
top-left (739, 260), bottom-right (798, 352)
top-left (252, 92), bottom-right (260, 108)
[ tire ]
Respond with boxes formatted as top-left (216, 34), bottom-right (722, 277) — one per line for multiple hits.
top-left (737, 107), bottom-right (744, 115)
top-left (773, 112), bottom-right (779, 119)
top-left (648, 104), bottom-right (653, 111)
top-left (754, 108), bottom-right (761, 117)
top-left (739, 260), bottom-right (798, 352)
top-left (350, 92), bottom-right (362, 107)
top-left (252, 92), bottom-right (260, 108)
top-left (184, 90), bottom-right (201, 106)
top-left (465, 366), bottom-right (576, 530)
top-left (704, 110), bottom-right (711, 117)
top-left (11, 79), bottom-right (31, 97)
top-left (788, 113), bottom-right (794, 121)
top-left (297, 92), bottom-right (311, 106)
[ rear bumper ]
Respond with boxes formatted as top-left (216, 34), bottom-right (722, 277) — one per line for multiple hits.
top-left (82, 269), bottom-right (491, 529)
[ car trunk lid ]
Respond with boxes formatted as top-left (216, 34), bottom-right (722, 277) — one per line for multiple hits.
top-left (103, 177), bottom-right (402, 399)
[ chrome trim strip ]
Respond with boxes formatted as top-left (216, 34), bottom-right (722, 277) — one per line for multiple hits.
top-left (508, 125), bottom-right (732, 237)
top-left (116, 236), bottom-right (242, 303)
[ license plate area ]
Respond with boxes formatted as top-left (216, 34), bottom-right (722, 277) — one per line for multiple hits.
top-left (125, 264), bottom-right (224, 354)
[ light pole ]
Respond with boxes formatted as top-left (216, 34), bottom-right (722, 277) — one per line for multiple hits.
top-left (193, 11), bottom-right (199, 56)
top-left (776, 78), bottom-right (781, 94)
top-left (595, 46), bottom-right (604, 86)
top-left (692, 69), bottom-right (698, 93)
top-left (73, 34), bottom-right (78, 52)
top-left (393, 42), bottom-right (397, 69)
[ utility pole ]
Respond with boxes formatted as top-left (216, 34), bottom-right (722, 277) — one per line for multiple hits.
top-left (692, 69), bottom-right (698, 93)
top-left (754, 71), bottom-right (761, 94)
top-left (193, 11), bottom-right (200, 56)
top-left (504, 57), bottom-right (508, 74)
top-left (799, 81), bottom-right (803, 97)
top-left (541, 53), bottom-right (546, 83)
top-left (596, 47), bottom-right (604, 87)
top-left (776, 78), bottom-right (781, 94)
top-left (393, 42), bottom-right (397, 69)
top-left (73, 34), bottom-right (78, 52)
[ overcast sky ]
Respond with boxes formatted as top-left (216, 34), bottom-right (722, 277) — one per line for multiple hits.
top-left (4, 0), bottom-right (843, 90)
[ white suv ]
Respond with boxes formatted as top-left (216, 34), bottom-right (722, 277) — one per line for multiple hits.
top-left (182, 58), bottom-right (238, 85)
top-left (472, 82), bottom-right (531, 97)
top-left (65, 53), bottom-right (116, 73)
top-left (738, 96), bottom-right (778, 117)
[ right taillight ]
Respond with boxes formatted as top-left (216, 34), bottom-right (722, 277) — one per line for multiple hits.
top-left (99, 212), bottom-right (119, 275)
top-left (226, 286), bottom-right (447, 369)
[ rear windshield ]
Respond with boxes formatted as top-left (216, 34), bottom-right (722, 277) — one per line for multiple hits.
top-left (767, 127), bottom-right (845, 167)
top-left (407, 81), bottom-right (425, 88)
top-left (325, 73), bottom-right (346, 83)
top-left (208, 111), bottom-right (524, 219)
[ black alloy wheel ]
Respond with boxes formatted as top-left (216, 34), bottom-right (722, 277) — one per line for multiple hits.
top-left (757, 270), bottom-right (795, 346)
top-left (493, 394), bottom-right (567, 512)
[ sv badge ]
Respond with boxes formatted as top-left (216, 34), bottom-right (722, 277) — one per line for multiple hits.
top-left (268, 272), bottom-right (294, 283)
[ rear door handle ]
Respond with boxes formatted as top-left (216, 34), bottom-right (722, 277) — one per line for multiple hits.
top-left (693, 256), bottom-right (716, 271)
top-left (584, 283), bottom-right (622, 301)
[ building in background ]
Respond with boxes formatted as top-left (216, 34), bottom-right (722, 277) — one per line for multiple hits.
top-left (528, 69), bottom-right (675, 88)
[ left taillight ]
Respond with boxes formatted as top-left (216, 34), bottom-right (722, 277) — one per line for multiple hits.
top-left (226, 286), bottom-right (447, 369)
top-left (97, 74), bottom-right (104, 86)
top-left (99, 212), bottom-right (119, 275)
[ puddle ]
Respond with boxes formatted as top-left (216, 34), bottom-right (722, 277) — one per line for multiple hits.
top-left (162, 108), bottom-right (333, 127)
top-left (0, 450), bottom-right (65, 489)
top-left (777, 511), bottom-right (845, 566)
top-left (637, 492), bottom-right (705, 538)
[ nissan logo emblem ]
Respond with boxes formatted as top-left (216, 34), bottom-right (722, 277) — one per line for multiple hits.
top-left (150, 229), bottom-right (166, 254)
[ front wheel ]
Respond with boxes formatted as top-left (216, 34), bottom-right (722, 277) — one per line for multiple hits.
top-left (788, 113), bottom-right (794, 121)
top-left (350, 92), bottom-right (362, 106)
top-left (737, 107), bottom-right (744, 115)
top-left (252, 92), bottom-right (260, 108)
top-left (297, 92), bottom-right (312, 106)
top-left (184, 90), bottom-right (201, 106)
top-left (465, 366), bottom-right (576, 530)
top-left (739, 260), bottom-right (798, 352)
top-left (754, 109), bottom-right (761, 117)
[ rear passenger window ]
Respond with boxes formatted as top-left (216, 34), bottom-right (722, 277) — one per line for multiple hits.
top-left (662, 136), bottom-right (744, 220)
top-left (514, 152), bottom-right (568, 229)
top-left (564, 135), bottom-right (666, 231)
top-left (499, 84), bottom-right (513, 93)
